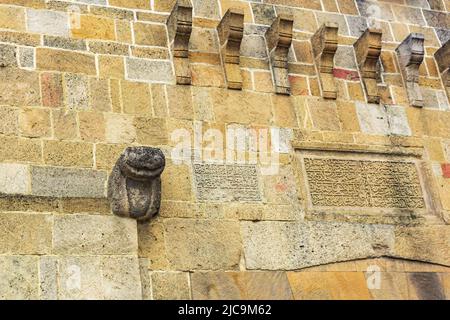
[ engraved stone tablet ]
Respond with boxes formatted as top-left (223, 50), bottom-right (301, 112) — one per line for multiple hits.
top-left (304, 158), bottom-right (425, 209)
top-left (193, 163), bottom-right (261, 202)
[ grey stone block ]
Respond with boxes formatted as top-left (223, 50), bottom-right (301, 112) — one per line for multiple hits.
top-left (27, 9), bottom-right (69, 37)
top-left (31, 166), bottom-right (107, 198)
top-left (0, 256), bottom-right (39, 299)
top-left (356, 102), bottom-right (390, 135)
top-left (0, 163), bottom-right (30, 194)
top-left (241, 221), bottom-right (395, 270)
top-left (126, 58), bottom-right (174, 84)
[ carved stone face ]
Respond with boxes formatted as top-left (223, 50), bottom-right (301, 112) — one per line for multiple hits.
top-left (119, 146), bottom-right (165, 181)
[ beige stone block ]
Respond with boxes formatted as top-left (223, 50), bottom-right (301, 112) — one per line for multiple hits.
top-left (0, 6), bottom-right (25, 31)
top-left (0, 136), bottom-right (42, 163)
top-left (272, 95), bottom-right (298, 128)
top-left (307, 98), bottom-right (341, 131)
top-left (133, 22), bottom-right (168, 47)
top-left (287, 271), bottom-right (371, 300)
top-left (52, 109), bottom-right (78, 140)
top-left (105, 113), bottom-right (136, 144)
top-left (191, 271), bottom-right (293, 300)
top-left (109, 0), bottom-right (150, 9)
top-left (121, 80), bottom-right (151, 115)
top-left (191, 64), bottom-right (226, 88)
top-left (134, 117), bottom-right (168, 146)
top-left (0, 212), bottom-right (52, 255)
top-left (78, 111), bottom-right (105, 143)
top-left (262, 166), bottom-right (299, 205)
top-left (53, 215), bottom-right (138, 255)
top-left (98, 55), bottom-right (125, 79)
top-left (0, 106), bottom-right (18, 135)
top-left (95, 143), bottom-right (127, 171)
top-left (36, 48), bottom-right (96, 75)
top-left (394, 226), bottom-right (450, 266)
top-left (164, 219), bottom-right (242, 270)
top-left (161, 160), bottom-right (193, 201)
top-left (166, 85), bottom-right (194, 120)
top-left (138, 220), bottom-right (170, 270)
top-left (71, 15), bottom-right (115, 41)
top-left (19, 108), bottom-right (51, 138)
top-left (89, 78), bottom-right (111, 112)
top-left (424, 137), bottom-right (446, 161)
top-left (151, 272), bottom-right (191, 300)
top-left (43, 140), bottom-right (93, 167)
top-left (0, 256), bottom-right (39, 300)
top-left (0, 68), bottom-right (40, 106)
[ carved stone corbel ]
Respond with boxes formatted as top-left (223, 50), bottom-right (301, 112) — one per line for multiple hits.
top-left (434, 40), bottom-right (450, 101)
top-left (310, 23), bottom-right (339, 99)
top-left (108, 147), bottom-right (166, 221)
top-left (167, 0), bottom-right (193, 85)
top-left (396, 33), bottom-right (425, 108)
top-left (265, 14), bottom-right (294, 95)
top-left (354, 28), bottom-right (383, 104)
top-left (217, 8), bottom-right (244, 90)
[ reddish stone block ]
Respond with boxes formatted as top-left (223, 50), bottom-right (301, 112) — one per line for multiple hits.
top-left (41, 72), bottom-right (63, 108)
top-left (333, 68), bottom-right (360, 81)
top-left (442, 164), bottom-right (450, 178)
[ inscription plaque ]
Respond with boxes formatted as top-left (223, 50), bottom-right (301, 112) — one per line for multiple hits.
top-left (304, 158), bottom-right (425, 209)
top-left (193, 163), bottom-right (261, 201)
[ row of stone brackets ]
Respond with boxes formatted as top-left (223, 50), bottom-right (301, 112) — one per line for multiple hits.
top-left (166, 0), bottom-right (449, 106)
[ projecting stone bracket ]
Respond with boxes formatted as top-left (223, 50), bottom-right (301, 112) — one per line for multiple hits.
top-left (108, 147), bottom-right (166, 221)
top-left (265, 14), bottom-right (294, 95)
top-left (311, 23), bottom-right (339, 100)
top-left (435, 40), bottom-right (450, 102)
top-left (167, 0), bottom-right (193, 85)
top-left (396, 33), bottom-right (425, 108)
top-left (354, 28), bottom-right (383, 104)
top-left (217, 8), bottom-right (245, 90)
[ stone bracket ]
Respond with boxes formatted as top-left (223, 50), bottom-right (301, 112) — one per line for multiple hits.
top-left (265, 14), bottom-right (294, 95)
top-left (311, 23), bottom-right (339, 100)
top-left (354, 28), bottom-right (383, 104)
top-left (396, 33), bottom-right (425, 108)
top-left (217, 8), bottom-right (245, 90)
top-left (108, 147), bottom-right (166, 222)
top-left (167, 0), bottom-right (193, 85)
top-left (434, 40), bottom-right (450, 102)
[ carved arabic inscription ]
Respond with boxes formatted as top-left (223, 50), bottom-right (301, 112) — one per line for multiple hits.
top-left (304, 158), bottom-right (425, 209)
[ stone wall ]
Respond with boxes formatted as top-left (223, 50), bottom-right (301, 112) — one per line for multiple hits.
top-left (0, 0), bottom-right (449, 299)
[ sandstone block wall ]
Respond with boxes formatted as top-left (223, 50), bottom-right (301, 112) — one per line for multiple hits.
top-left (0, 0), bottom-right (449, 300)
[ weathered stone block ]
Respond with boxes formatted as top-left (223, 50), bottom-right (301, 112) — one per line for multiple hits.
top-left (151, 272), bottom-right (191, 300)
top-left (0, 6), bottom-right (25, 31)
top-left (126, 58), bottom-right (174, 83)
top-left (43, 140), bottom-right (93, 167)
top-left (241, 221), bottom-right (394, 270)
top-left (0, 106), bottom-right (18, 135)
top-left (133, 22), bottom-right (168, 47)
top-left (105, 114), bottom-right (136, 143)
top-left (407, 272), bottom-right (446, 300)
top-left (53, 215), bottom-right (138, 255)
top-left (0, 137), bottom-right (42, 163)
top-left (356, 102), bottom-right (390, 135)
top-left (31, 166), bottom-right (106, 198)
top-left (0, 163), bottom-right (30, 195)
top-left (0, 68), bottom-right (40, 106)
top-left (71, 15), bottom-right (115, 41)
top-left (0, 212), bottom-right (52, 255)
top-left (0, 43), bottom-right (17, 67)
top-left (0, 256), bottom-right (39, 300)
top-left (19, 108), bottom-right (51, 138)
top-left (164, 219), bottom-right (242, 270)
top-left (36, 48), bottom-right (96, 75)
top-left (191, 271), bottom-right (293, 300)
top-left (27, 9), bottom-right (69, 37)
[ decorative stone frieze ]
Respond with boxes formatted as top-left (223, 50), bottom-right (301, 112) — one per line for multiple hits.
top-left (434, 40), bottom-right (450, 101)
top-left (108, 147), bottom-right (166, 221)
top-left (265, 14), bottom-right (294, 95)
top-left (396, 33), bottom-right (425, 108)
top-left (310, 23), bottom-right (339, 99)
top-left (354, 28), bottom-right (383, 104)
top-left (217, 8), bottom-right (245, 90)
top-left (167, 0), bottom-right (193, 85)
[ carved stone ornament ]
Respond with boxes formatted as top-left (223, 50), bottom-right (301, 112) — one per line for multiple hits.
top-left (108, 147), bottom-right (166, 221)
top-left (167, 0), bottom-right (193, 85)
top-left (311, 22), bottom-right (339, 99)
top-left (434, 40), bottom-right (450, 101)
top-left (265, 14), bottom-right (294, 95)
top-left (396, 33), bottom-right (425, 108)
top-left (354, 28), bottom-right (383, 104)
top-left (217, 8), bottom-right (245, 90)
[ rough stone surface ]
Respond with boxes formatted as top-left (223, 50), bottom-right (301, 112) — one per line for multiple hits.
top-left (53, 215), bottom-right (138, 255)
top-left (0, 163), bottom-right (30, 195)
top-left (151, 272), bottom-right (191, 300)
top-left (126, 58), bottom-right (174, 83)
top-left (0, 256), bottom-right (39, 300)
top-left (31, 166), bottom-right (107, 198)
top-left (191, 272), bottom-right (293, 300)
top-left (164, 219), bottom-right (242, 271)
top-left (27, 9), bottom-right (69, 37)
top-left (241, 221), bottom-right (395, 270)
